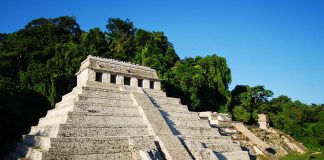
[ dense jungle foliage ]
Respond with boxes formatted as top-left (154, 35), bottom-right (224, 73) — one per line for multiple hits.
top-left (0, 16), bottom-right (323, 157)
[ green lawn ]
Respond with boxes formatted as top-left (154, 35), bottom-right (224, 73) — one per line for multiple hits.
top-left (280, 152), bottom-right (324, 160)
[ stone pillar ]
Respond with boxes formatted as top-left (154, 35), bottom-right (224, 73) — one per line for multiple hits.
top-left (130, 77), bottom-right (138, 87)
top-left (258, 114), bottom-right (269, 130)
top-left (154, 81), bottom-right (161, 90)
top-left (102, 73), bottom-right (110, 83)
top-left (116, 75), bottom-right (124, 85)
top-left (143, 79), bottom-right (150, 88)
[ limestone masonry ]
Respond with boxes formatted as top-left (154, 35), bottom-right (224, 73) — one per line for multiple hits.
top-left (257, 114), bottom-right (269, 130)
top-left (6, 55), bottom-right (250, 160)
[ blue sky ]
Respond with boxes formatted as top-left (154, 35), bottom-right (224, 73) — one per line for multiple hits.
top-left (1, 0), bottom-right (323, 104)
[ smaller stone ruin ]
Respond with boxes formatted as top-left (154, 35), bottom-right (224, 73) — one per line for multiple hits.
top-left (258, 114), bottom-right (269, 130)
top-left (198, 112), bottom-right (232, 128)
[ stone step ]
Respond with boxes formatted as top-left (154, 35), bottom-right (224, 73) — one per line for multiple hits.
top-left (154, 101), bottom-right (183, 106)
top-left (86, 80), bottom-right (120, 85)
top-left (38, 114), bottom-right (68, 126)
top-left (154, 102), bottom-right (187, 108)
top-left (22, 136), bottom-right (131, 153)
top-left (146, 93), bottom-right (167, 99)
top-left (165, 118), bottom-right (211, 128)
top-left (43, 110), bottom-right (69, 119)
top-left (39, 111), bottom-right (144, 127)
top-left (45, 152), bottom-right (133, 160)
top-left (82, 85), bottom-right (126, 93)
top-left (81, 87), bottom-right (131, 99)
top-left (157, 134), bottom-right (193, 159)
top-left (61, 92), bottom-right (78, 103)
top-left (76, 105), bottom-right (139, 115)
top-left (29, 125), bottom-right (60, 137)
top-left (61, 86), bottom-right (82, 102)
top-left (158, 106), bottom-right (189, 113)
top-left (156, 104), bottom-right (189, 111)
top-left (143, 89), bottom-right (167, 97)
top-left (151, 97), bottom-right (180, 105)
top-left (159, 110), bottom-right (200, 120)
top-left (10, 149), bottom-right (134, 160)
top-left (57, 125), bottom-right (149, 137)
top-left (85, 81), bottom-right (121, 91)
top-left (46, 106), bottom-right (73, 117)
top-left (185, 135), bottom-right (233, 141)
top-left (48, 104), bottom-right (140, 117)
top-left (51, 100), bottom-right (136, 121)
top-left (182, 136), bottom-right (235, 148)
top-left (208, 143), bottom-right (242, 153)
top-left (74, 102), bottom-right (137, 113)
top-left (124, 85), bottom-right (142, 93)
top-left (30, 121), bottom-right (148, 137)
top-left (176, 127), bottom-right (221, 137)
top-left (143, 88), bottom-right (166, 94)
top-left (13, 141), bottom-right (134, 160)
top-left (66, 112), bottom-right (144, 126)
top-left (55, 99), bottom-right (75, 109)
top-left (49, 137), bottom-right (132, 154)
top-left (183, 140), bottom-right (218, 160)
top-left (59, 123), bottom-right (147, 128)
top-left (78, 93), bottom-right (131, 101)
top-left (217, 151), bottom-right (250, 160)
top-left (77, 95), bottom-right (133, 105)
top-left (158, 105), bottom-right (192, 113)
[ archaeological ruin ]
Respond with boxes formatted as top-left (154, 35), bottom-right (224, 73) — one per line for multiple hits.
top-left (258, 114), bottom-right (269, 130)
top-left (6, 55), bottom-right (251, 160)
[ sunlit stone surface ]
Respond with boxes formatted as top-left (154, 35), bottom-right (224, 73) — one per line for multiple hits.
top-left (7, 55), bottom-right (249, 160)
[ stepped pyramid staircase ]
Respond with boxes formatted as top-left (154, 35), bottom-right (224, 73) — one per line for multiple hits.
top-left (6, 55), bottom-right (250, 160)
top-left (142, 88), bottom-right (250, 160)
top-left (7, 81), bottom-right (160, 160)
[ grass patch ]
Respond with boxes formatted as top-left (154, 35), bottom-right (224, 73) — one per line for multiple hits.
top-left (280, 152), bottom-right (324, 160)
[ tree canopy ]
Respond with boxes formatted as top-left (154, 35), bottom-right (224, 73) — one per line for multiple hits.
top-left (164, 55), bottom-right (231, 111)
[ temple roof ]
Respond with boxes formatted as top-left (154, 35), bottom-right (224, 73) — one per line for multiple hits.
top-left (76, 55), bottom-right (160, 80)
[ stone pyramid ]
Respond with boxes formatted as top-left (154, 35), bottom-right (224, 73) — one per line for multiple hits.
top-left (7, 55), bottom-right (250, 160)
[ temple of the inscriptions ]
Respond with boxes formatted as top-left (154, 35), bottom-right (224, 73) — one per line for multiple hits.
top-left (6, 55), bottom-right (250, 160)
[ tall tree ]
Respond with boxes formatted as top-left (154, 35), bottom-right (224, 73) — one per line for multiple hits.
top-left (164, 55), bottom-right (231, 111)
top-left (251, 85), bottom-right (273, 107)
top-left (230, 85), bottom-right (273, 123)
top-left (106, 18), bottom-right (136, 60)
